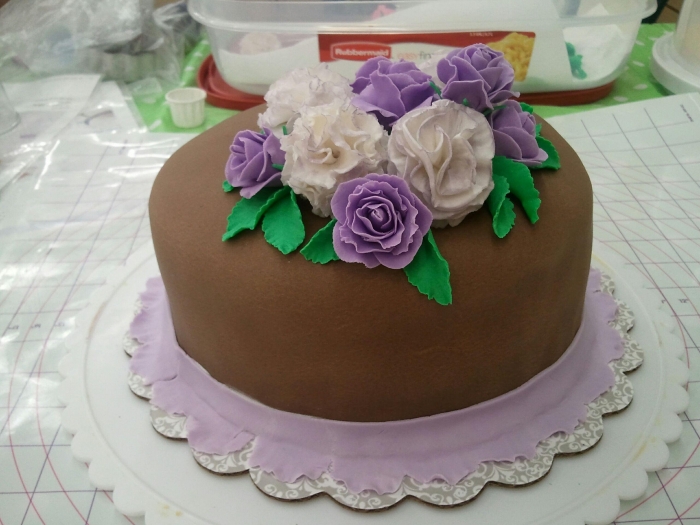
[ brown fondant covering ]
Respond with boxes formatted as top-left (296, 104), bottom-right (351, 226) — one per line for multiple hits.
top-left (149, 106), bottom-right (593, 423)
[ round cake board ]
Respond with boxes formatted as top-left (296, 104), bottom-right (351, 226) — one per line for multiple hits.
top-left (58, 241), bottom-right (690, 525)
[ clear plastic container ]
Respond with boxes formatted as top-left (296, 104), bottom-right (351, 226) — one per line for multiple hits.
top-left (189, 0), bottom-right (656, 98)
top-left (650, 0), bottom-right (700, 94)
top-left (674, 0), bottom-right (700, 72)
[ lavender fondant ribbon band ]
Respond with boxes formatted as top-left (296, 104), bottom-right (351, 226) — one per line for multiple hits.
top-left (129, 269), bottom-right (623, 495)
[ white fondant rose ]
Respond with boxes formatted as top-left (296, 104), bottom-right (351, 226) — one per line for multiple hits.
top-left (257, 65), bottom-right (353, 137)
top-left (388, 99), bottom-right (495, 227)
top-left (281, 99), bottom-right (388, 217)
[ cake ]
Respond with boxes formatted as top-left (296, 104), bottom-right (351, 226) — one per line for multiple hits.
top-left (128, 44), bottom-right (635, 507)
top-left (149, 107), bottom-right (592, 423)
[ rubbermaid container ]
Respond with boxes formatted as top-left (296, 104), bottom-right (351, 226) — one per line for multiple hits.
top-left (189, 0), bottom-right (657, 104)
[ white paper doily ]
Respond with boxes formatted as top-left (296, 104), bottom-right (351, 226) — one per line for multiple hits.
top-left (58, 241), bottom-right (690, 525)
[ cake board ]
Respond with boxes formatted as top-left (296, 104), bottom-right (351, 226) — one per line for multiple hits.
top-left (57, 240), bottom-right (690, 525)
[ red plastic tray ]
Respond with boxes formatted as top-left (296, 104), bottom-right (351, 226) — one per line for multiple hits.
top-left (197, 55), bottom-right (266, 111)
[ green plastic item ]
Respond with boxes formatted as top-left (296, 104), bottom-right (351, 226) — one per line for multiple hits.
top-left (262, 188), bottom-right (306, 255)
top-left (566, 42), bottom-right (588, 80)
top-left (301, 220), bottom-right (339, 264)
top-left (403, 230), bottom-right (452, 306)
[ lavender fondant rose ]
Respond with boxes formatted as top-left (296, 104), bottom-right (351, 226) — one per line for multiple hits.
top-left (351, 57), bottom-right (437, 129)
top-left (225, 128), bottom-right (284, 198)
top-left (388, 99), bottom-right (495, 227)
top-left (437, 44), bottom-right (518, 112)
top-left (331, 174), bottom-right (432, 269)
top-left (488, 100), bottom-right (547, 167)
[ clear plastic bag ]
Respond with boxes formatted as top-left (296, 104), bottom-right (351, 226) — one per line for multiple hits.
top-left (154, 0), bottom-right (202, 58)
top-left (0, 0), bottom-right (197, 86)
top-left (0, 75), bottom-right (142, 192)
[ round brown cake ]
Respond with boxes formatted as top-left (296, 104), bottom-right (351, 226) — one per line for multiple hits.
top-left (149, 105), bottom-right (593, 423)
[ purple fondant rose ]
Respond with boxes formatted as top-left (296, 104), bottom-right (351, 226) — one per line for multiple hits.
top-left (351, 57), bottom-right (437, 129)
top-left (437, 44), bottom-right (518, 112)
top-left (331, 174), bottom-right (432, 270)
top-left (488, 100), bottom-right (548, 167)
top-left (225, 128), bottom-right (285, 198)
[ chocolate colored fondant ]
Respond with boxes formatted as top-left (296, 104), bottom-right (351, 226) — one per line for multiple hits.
top-left (149, 105), bottom-right (593, 423)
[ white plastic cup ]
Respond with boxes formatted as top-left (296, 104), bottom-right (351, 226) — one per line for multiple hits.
top-left (166, 87), bottom-right (206, 128)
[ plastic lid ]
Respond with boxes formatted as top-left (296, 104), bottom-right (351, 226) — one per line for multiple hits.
top-left (189, 0), bottom-right (657, 33)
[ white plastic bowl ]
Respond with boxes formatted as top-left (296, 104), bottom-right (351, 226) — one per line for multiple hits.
top-left (189, 0), bottom-right (656, 97)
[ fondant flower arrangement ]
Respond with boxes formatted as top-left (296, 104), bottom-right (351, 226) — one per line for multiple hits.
top-left (222, 44), bottom-right (561, 305)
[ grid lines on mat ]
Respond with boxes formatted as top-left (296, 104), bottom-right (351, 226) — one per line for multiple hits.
top-left (0, 134), bottom-right (191, 525)
top-left (548, 95), bottom-right (700, 525)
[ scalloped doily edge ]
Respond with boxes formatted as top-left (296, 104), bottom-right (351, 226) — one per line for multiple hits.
top-left (122, 272), bottom-right (642, 511)
top-left (57, 242), bottom-right (690, 525)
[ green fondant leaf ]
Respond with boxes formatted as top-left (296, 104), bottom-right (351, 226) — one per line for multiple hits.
top-left (487, 174), bottom-right (516, 239)
top-left (520, 102), bottom-right (534, 114)
top-left (534, 136), bottom-right (561, 170)
top-left (262, 188), bottom-right (305, 254)
top-left (223, 180), bottom-right (235, 192)
top-left (492, 156), bottom-right (541, 224)
top-left (535, 123), bottom-right (542, 136)
top-left (222, 187), bottom-right (287, 242)
top-left (404, 230), bottom-right (452, 306)
top-left (301, 219), bottom-right (339, 264)
top-left (271, 163), bottom-right (284, 171)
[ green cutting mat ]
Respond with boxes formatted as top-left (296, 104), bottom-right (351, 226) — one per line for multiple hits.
top-left (134, 39), bottom-right (234, 134)
top-left (135, 23), bottom-right (675, 133)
